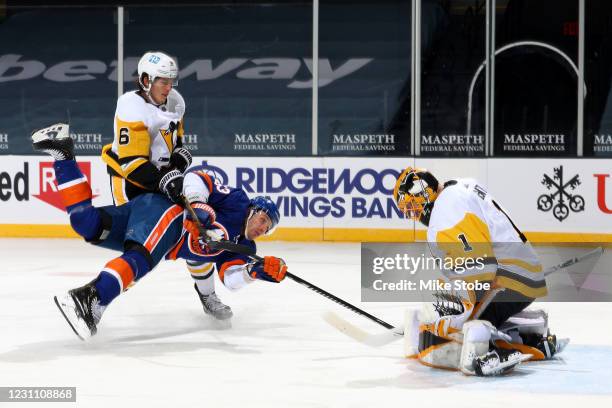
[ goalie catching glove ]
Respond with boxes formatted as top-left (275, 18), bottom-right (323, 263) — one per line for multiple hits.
top-left (247, 256), bottom-right (288, 283)
top-left (183, 202), bottom-right (225, 255)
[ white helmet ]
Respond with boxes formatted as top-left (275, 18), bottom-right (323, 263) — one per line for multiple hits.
top-left (137, 51), bottom-right (178, 91)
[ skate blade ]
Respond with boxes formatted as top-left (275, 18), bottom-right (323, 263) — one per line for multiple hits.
top-left (54, 295), bottom-right (88, 341)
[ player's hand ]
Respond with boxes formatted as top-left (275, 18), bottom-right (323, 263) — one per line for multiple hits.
top-left (186, 202), bottom-right (215, 227)
top-left (170, 147), bottom-right (192, 173)
top-left (183, 219), bottom-right (209, 255)
top-left (183, 202), bottom-right (224, 255)
top-left (159, 169), bottom-right (184, 204)
top-left (248, 256), bottom-right (288, 283)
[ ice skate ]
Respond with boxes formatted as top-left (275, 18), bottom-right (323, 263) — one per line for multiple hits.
top-left (535, 332), bottom-right (570, 359)
top-left (194, 284), bottom-right (233, 321)
top-left (54, 280), bottom-right (105, 340)
top-left (473, 347), bottom-right (531, 376)
top-left (31, 123), bottom-right (74, 160)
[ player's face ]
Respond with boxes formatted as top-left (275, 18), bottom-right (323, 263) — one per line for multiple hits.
top-left (149, 77), bottom-right (174, 104)
top-left (246, 212), bottom-right (273, 240)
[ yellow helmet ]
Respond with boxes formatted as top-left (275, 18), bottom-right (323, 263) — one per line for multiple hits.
top-left (393, 167), bottom-right (440, 225)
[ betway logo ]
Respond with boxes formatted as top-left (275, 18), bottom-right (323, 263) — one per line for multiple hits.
top-left (34, 162), bottom-right (98, 211)
top-left (0, 54), bottom-right (372, 88)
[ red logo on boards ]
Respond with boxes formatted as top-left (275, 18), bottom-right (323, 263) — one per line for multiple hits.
top-left (33, 162), bottom-right (98, 211)
top-left (594, 174), bottom-right (612, 214)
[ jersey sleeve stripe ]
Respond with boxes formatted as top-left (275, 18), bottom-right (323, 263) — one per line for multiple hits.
top-left (121, 157), bottom-right (149, 175)
top-left (497, 258), bottom-right (543, 273)
top-left (196, 171), bottom-right (214, 194)
top-left (111, 176), bottom-right (128, 206)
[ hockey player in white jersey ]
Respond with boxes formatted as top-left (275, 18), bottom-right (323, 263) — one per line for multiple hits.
top-left (102, 50), bottom-right (189, 204)
top-left (101, 51), bottom-right (231, 322)
top-left (393, 167), bottom-right (568, 376)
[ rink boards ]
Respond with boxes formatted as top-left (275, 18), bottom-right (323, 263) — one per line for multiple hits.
top-left (0, 156), bottom-right (610, 242)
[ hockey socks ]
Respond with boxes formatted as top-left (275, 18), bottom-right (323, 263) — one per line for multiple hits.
top-left (95, 250), bottom-right (151, 306)
top-left (187, 261), bottom-right (215, 296)
top-left (53, 160), bottom-right (102, 241)
top-left (53, 160), bottom-right (92, 210)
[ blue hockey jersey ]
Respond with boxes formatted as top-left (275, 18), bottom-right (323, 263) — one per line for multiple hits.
top-left (167, 165), bottom-right (256, 271)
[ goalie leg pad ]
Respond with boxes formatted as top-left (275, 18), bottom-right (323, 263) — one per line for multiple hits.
top-left (500, 309), bottom-right (549, 336)
top-left (459, 320), bottom-right (492, 375)
top-left (414, 320), bottom-right (463, 370)
top-left (404, 309), bottom-right (419, 358)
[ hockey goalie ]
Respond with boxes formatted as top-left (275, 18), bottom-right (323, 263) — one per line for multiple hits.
top-left (393, 167), bottom-right (569, 376)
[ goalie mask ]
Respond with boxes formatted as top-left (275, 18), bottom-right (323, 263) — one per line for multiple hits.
top-left (137, 51), bottom-right (179, 92)
top-left (393, 167), bottom-right (440, 226)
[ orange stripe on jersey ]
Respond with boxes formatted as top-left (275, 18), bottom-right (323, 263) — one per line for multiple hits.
top-left (166, 234), bottom-right (186, 260)
top-left (144, 205), bottom-right (184, 253)
top-left (59, 182), bottom-right (92, 207)
top-left (105, 257), bottom-right (135, 289)
top-left (218, 259), bottom-right (246, 282)
top-left (195, 171), bottom-right (213, 193)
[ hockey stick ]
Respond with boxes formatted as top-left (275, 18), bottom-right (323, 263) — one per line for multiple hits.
top-left (324, 286), bottom-right (505, 348)
top-left (543, 246), bottom-right (603, 276)
top-left (324, 247), bottom-right (605, 347)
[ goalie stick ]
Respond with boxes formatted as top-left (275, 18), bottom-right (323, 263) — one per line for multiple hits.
top-left (324, 247), bottom-right (604, 347)
top-left (543, 246), bottom-right (603, 276)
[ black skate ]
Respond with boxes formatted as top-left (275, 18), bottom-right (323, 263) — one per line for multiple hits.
top-left (194, 284), bottom-right (233, 321)
top-left (473, 347), bottom-right (531, 376)
top-left (54, 280), bottom-right (105, 340)
top-left (520, 331), bottom-right (570, 359)
top-left (31, 123), bottom-right (74, 160)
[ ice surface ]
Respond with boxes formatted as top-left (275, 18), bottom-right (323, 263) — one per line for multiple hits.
top-left (1, 239), bottom-right (610, 407)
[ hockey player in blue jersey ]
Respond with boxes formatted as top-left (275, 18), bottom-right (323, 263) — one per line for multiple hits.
top-left (32, 123), bottom-right (287, 340)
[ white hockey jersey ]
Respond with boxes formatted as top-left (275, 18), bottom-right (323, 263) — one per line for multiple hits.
top-left (101, 88), bottom-right (185, 204)
top-left (427, 179), bottom-right (547, 299)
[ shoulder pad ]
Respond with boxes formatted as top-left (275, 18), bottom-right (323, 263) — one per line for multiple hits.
top-left (116, 91), bottom-right (149, 122)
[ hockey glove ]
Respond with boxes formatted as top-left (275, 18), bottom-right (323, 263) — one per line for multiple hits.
top-left (159, 169), bottom-right (184, 205)
top-left (183, 202), bottom-right (224, 255)
top-left (170, 147), bottom-right (192, 173)
top-left (247, 256), bottom-right (288, 283)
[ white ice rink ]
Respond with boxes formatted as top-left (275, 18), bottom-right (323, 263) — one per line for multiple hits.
top-left (1, 239), bottom-right (611, 407)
